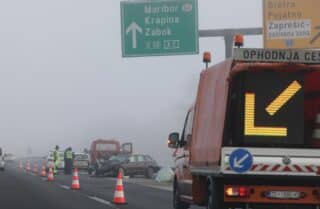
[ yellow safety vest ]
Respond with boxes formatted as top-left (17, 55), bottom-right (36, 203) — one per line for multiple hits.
top-left (53, 150), bottom-right (59, 161)
top-left (66, 151), bottom-right (73, 159)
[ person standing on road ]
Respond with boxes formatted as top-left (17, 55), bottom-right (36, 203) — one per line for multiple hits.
top-left (64, 148), bottom-right (68, 174)
top-left (53, 145), bottom-right (60, 175)
top-left (64, 147), bottom-right (74, 174)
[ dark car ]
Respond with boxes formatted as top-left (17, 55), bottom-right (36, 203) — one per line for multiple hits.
top-left (94, 154), bottom-right (160, 178)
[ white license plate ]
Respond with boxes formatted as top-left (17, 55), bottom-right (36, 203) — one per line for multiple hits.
top-left (265, 191), bottom-right (302, 199)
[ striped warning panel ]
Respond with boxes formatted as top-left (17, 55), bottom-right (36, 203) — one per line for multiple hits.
top-left (226, 164), bottom-right (319, 173)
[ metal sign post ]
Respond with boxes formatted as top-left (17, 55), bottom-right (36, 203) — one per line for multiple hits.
top-left (199, 28), bottom-right (262, 58)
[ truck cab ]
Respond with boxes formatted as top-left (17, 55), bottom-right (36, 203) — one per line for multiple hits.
top-left (88, 139), bottom-right (132, 176)
top-left (169, 48), bottom-right (320, 209)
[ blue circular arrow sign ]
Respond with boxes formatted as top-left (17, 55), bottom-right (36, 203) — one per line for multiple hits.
top-left (229, 148), bottom-right (253, 173)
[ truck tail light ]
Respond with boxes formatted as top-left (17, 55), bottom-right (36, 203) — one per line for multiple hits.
top-left (225, 186), bottom-right (250, 198)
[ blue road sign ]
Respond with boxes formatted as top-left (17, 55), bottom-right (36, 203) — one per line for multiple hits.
top-left (229, 148), bottom-right (253, 173)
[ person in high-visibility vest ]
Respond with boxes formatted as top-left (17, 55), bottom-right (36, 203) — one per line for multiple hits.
top-left (53, 145), bottom-right (60, 175)
top-left (64, 147), bottom-right (74, 174)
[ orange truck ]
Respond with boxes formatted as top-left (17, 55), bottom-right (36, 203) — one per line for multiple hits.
top-left (168, 48), bottom-right (320, 209)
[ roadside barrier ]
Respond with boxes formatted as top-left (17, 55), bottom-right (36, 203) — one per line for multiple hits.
top-left (113, 171), bottom-right (127, 204)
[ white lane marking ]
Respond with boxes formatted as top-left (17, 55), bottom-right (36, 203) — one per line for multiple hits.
top-left (141, 184), bottom-right (173, 191)
top-left (88, 196), bottom-right (119, 209)
top-left (59, 184), bottom-right (70, 190)
top-left (120, 178), bottom-right (172, 191)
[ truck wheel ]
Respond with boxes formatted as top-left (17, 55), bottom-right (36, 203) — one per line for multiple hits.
top-left (206, 180), bottom-right (221, 209)
top-left (146, 167), bottom-right (154, 179)
top-left (173, 182), bottom-right (190, 209)
top-left (207, 180), bottom-right (214, 209)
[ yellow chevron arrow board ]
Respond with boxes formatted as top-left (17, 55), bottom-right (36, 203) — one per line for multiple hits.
top-left (243, 72), bottom-right (303, 144)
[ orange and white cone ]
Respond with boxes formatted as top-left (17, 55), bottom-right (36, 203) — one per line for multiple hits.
top-left (33, 164), bottom-right (38, 174)
top-left (313, 113), bottom-right (320, 146)
top-left (26, 161), bottom-right (31, 172)
top-left (40, 164), bottom-right (46, 177)
top-left (47, 167), bottom-right (54, 182)
top-left (113, 171), bottom-right (127, 204)
top-left (71, 168), bottom-right (80, 190)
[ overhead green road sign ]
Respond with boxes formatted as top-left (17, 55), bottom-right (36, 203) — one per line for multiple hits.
top-left (121, 0), bottom-right (198, 57)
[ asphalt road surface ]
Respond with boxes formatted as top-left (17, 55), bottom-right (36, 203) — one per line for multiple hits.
top-left (1, 162), bottom-right (202, 209)
top-left (0, 164), bottom-right (112, 209)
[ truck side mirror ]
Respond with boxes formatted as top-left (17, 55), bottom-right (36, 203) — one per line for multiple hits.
top-left (168, 132), bottom-right (179, 149)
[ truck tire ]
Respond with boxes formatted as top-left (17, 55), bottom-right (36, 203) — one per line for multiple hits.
top-left (206, 179), bottom-right (221, 209)
top-left (146, 167), bottom-right (154, 179)
top-left (173, 182), bottom-right (190, 209)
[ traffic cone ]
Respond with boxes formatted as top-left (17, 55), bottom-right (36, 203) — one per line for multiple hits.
top-left (47, 167), bottom-right (54, 182)
top-left (33, 164), bottom-right (38, 174)
top-left (40, 164), bottom-right (46, 177)
top-left (313, 113), bottom-right (320, 146)
top-left (26, 161), bottom-right (31, 172)
top-left (71, 168), bottom-right (80, 190)
top-left (113, 171), bottom-right (127, 204)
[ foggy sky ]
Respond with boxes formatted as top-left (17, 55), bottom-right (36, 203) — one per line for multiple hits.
top-left (0, 0), bottom-right (262, 166)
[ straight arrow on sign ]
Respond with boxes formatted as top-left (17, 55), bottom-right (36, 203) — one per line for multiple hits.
top-left (126, 22), bottom-right (142, 49)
